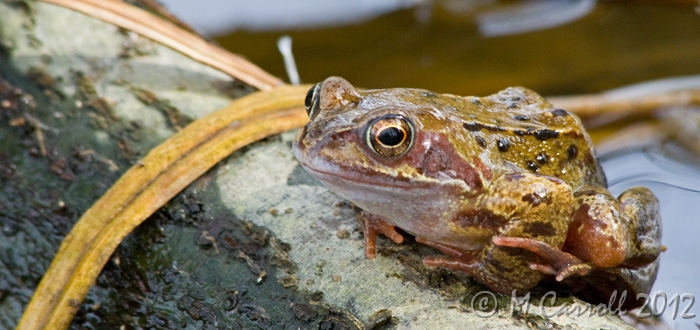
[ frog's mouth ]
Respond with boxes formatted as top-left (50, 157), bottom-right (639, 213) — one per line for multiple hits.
top-left (298, 161), bottom-right (425, 190)
top-left (295, 158), bottom-right (473, 203)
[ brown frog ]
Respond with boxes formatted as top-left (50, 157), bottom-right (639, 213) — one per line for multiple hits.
top-left (292, 77), bottom-right (663, 307)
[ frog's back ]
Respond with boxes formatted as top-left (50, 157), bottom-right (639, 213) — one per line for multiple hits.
top-left (422, 87), bottom-right (607, 189)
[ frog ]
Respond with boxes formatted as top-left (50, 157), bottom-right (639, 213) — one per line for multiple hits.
top-left (292, 77), bottom-right (663, 307)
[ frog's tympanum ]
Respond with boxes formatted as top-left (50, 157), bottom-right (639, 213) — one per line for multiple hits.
top-left (293, 77), bottom-right (663, 307)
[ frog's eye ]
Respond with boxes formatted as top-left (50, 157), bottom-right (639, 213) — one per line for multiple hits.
top-left (366, 115), bottom-right (414, 157)
top-left (304, 83), bottom-right (322, 120)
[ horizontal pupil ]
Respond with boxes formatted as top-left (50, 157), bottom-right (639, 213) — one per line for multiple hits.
top-left (378, 127), bottom-right (404, 146)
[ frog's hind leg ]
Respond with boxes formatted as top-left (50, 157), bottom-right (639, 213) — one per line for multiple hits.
top-left (562, 185), bottom-right (663, 270)
top-left (494, 185), bottom-right (663, 285)
top-left (618, 187), bottom-right (663, 266)
top-left (569, 186), bottom-right (663, 304)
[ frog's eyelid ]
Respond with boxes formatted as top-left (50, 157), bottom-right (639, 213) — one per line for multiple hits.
top-left (305, 83), bottom-right (322, 119)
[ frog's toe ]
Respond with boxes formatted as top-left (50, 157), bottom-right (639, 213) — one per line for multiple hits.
top-left (529, 262), bottom-right (592, 280)
top-left (416, 237), bottom-right (481, 273)
top-left (416, 237), bottom-right (471, 258)
top-left (553, 263), bottom-right (593, 281)
top-left (364, 240), bottom-right (377, 259)
top-left (362, 221), bottom-right (379, 258)
top-left (371, 222), bottom-right (403, 244)
top-left (422, 256), bottom-right (480, 275)
top-left (529, 263), bottom-right (557, 275)
top-left (381, 226), bottom-right (404, 244)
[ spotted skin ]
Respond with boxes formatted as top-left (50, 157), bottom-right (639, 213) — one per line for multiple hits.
top-left (293, 77), bottom-right (663, 308)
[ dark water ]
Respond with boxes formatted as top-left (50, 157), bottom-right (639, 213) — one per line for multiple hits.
top-left (210, 1), bottom-right (700, 96)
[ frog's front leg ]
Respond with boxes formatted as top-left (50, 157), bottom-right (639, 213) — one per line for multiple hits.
top-left (421, 173), bottom-right (575, 293)
top-left (359, 211), bottom-right (405, 259)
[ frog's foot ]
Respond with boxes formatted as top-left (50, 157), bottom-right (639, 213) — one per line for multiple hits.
top-left (362, 215), bottom-right (404, 259)
top-left (415, 237), bottom-right (481, 274)
top-left (493, 237), bottom-right (594, 281)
